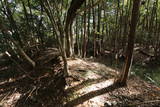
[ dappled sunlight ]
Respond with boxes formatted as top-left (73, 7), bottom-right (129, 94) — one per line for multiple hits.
top-left (68, 58), bottom-right (89, 67)
top-left (66, 58), bottom-right (160, 106)
top-left (65, 77), bottom-right (157, 107)
top-left (66, 58), bottom-right (120, 106)
top-left (84, 70), bottom-right (102, 79)
top-left (79, 79), bottom-right (114, 94)
top-left (75, 79), bottom-right (114, 106)
top-left (68, 58), bottom-right (118, 73)
top-left (68, 58), bottom-right (118, 80)
top-left (65, 82), bottom-right (121, 106)
top-left (0, 92), bottom-right (21, 107)
top-left (66, 78), bottom-right (107, 93)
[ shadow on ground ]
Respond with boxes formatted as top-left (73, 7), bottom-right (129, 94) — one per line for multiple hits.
top-left (0, 59), bottom-right (66, 107)
top-left (64, 58), bottom-right (160, 107)
top-left (1, 58), bottom-right (160, 107)
top-left (65, 82), bottom-right (123, 107)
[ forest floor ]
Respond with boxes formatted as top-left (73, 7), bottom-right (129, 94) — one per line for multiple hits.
top-left (0, 56), bottom-right (160, 107)
top-left (65, 58), bottom-right (160, 107)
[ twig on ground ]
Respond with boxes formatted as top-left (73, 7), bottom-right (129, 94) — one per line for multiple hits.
top-left (25, 86), bottom-right (37, 102)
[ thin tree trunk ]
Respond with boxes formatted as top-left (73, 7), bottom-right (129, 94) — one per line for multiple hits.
top-left (1, 0), bottom-right (23, 46)
top-left (92, 0), bottom-right (96, 57)
top-left (82, 1), bottom-right (87, 58)
top-left (40, 0), bottom-right (69, 76)
top-left (0, 23), bottom-right (36, 67)
top-left (87, 0), bottom-right (91, 57)
top-left (118, 0), bottom-right (141, 85)
top-left (97, 4), bottom-right (101, 56)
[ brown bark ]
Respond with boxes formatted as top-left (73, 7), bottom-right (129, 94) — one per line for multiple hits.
top-left (92, 0), bottom-right (96, 57)
top-left (118, 0), bottom-right (141, 85)
top-left (97, 4), bottom-right (101, 56)
top-left (40, 0), bottom-right (69, 76)
top-left (65, 0), bottom-right (86, 57)
top-left (82, 1), bottom-right (87, 58)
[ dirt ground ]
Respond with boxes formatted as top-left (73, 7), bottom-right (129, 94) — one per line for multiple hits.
top-left (65, 58), bottom-right (160, 107)
top-left (0, 58), bottom-right (160, 107)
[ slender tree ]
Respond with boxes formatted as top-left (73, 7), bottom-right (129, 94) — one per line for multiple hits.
top-left (117, 0), bottom-right (141, 85)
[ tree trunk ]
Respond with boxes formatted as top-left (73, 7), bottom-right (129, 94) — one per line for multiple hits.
top-left (65, 0), bottom-right (86, 57)
top-left (118, 0), bottom-right (141, 85)
top-left (87, 0), bottom-right (91, 57)
top-left (97, 4), bottom-right (101, 56)
top-left (92, 0), bottom-right (96, 57)
top-left (82, 1), bottom-right (87, 58)
top-left (0, 23), bottom-right (36, 67)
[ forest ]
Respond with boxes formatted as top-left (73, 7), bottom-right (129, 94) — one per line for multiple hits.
top-left (0, 0), bottom-right (160, 106)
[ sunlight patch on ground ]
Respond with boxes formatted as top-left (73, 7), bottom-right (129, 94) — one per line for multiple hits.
top-left (85, 70), bottom-right (102, 79)
top-left (68, 58), bottom-right (118, 78)
top-left (67, 58), bottom-right (121, 106)
top-left (79, 79), bottom-right (114, 93)
top-left (0, 92), bottom-right (21, 107)
top-left (76, 79), bottom-right (114, 107)
top-left (67, 58), bottom-right (160, 107)
top-left (68, 58), bottom-right (89, 68)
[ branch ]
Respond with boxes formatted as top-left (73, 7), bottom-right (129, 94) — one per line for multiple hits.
top-left (77, 0), bottom-right (104, 15)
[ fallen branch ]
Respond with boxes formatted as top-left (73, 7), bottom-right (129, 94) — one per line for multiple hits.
top-left (138, 50), bottom-right (154, 57)
top-left (25, 86), bottom-right (37, 102)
